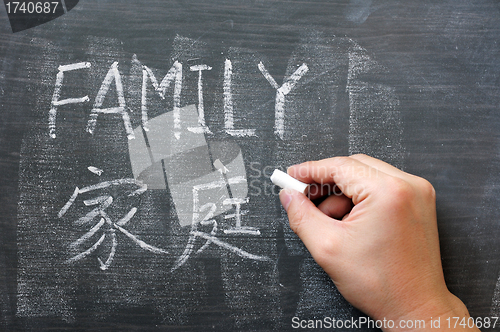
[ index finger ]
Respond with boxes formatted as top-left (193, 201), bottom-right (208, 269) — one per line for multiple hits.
top-left (288, 156), bottom-right (387, 204)
top-left (349, 154), bottom-right (411, 180)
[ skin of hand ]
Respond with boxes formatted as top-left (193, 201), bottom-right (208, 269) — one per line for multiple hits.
top-left (280, 154), bottom-right (479, 331)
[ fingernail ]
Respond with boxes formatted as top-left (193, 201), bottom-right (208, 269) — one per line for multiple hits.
top-left (279, 189), bottom-right (293, 211)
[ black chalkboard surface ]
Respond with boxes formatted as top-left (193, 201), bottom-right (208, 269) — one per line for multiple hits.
top-left (1, 1), bottom-right (499, 331)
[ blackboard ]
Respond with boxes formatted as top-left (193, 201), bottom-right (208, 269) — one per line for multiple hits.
top-left (1, 1), bottom-right (499, 331)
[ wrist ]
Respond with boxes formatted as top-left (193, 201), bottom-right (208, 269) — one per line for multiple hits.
top-left (381, 291), bottom-right (480, 332)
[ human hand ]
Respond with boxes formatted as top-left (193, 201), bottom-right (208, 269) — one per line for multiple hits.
top-left (280, 154), bottom-right (479, 331)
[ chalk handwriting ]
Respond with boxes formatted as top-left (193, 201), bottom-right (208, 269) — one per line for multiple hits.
top-left (49, 57), bottom-right (309, 140)
top-left (57, 178), bottom-right (163, 270)
top-left (258, 62), bottom-right (309, 139)
top-left (59, 173), bottom-right (269, 271)
top-left (141, 62), bottom-right (183, 136)
top-left (171, 175), bottom-right (269, 271)
top-left (86, 61), bottom-right (135, 139)
top-left (224, 59), bottom-right (257, 137)
top-left (189, 64), bottom-right (213, 135)
top-left (87, 166), bottom-right (103, 176)
top-left (48, 62), bottom-right (91, 139)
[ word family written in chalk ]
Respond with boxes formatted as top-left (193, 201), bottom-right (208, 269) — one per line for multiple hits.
top-left (48, 56), bottom-right (309, 140)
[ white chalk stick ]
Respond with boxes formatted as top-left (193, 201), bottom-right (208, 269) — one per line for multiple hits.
top-left (270, 169), bottom-right (308, 195)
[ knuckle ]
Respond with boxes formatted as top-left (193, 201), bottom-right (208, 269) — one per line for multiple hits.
top-left (328, 156), bottom-right (353, 178)
top-left (387, 177), bottom-right (414, 201)
top-left (299, 160), bottom-right (314, 169)
top-left (351, 153), bottom-right (369, 160)
top-left (313, 238), bottom-right (337, 266)
top-left (385, 176), bottom-right (436, 206)
top-left (416, 177), bottom-right (436, 201)
top-left (292, 160), bottom-right (314, 177)
top-left (335, 156), bottom-right (354, 167)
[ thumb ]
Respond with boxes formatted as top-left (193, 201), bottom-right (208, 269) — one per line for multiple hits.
top-left (280, 189), bottom-right (339, 263)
